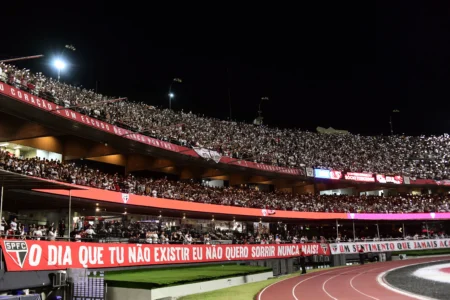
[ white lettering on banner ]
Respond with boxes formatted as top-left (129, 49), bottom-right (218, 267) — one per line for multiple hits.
top-left (48, 245), bottom-right (72, 266)
top-left (193, 247), bottom-right (203, 260)
top-left (78, 246), bottom-right (105, 268)
top-left (28, 245), bottom-right (42, 267)
top-left (154, 247), bottom-right (188, 262)
top-left (225, 247), bottom-right (248, 260)
top-left (330, 239), bottom-right (450, 254)
top-left (206, 246), bottom-right (223, 260)
top-left (301, 244), bottom-right (319, 255)
top-left (251, 246), bottom-right (275, 258)
top-left (108, 246), bottom-right (125, 264)
top-left (277, 245), bottom-right (300, 256)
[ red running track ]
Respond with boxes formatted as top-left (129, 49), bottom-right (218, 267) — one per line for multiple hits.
top-left (258, 256), bottom-right (450, 300)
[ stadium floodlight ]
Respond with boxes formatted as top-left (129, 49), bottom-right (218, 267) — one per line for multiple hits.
top-left (168, 78), bottom-right (182, 109)
top-left (168, 93), bottom-right (175, 110)
top-left (53, 59), bottom-right (66, 82)
top-left (54, 59), bottom-right (66, 70)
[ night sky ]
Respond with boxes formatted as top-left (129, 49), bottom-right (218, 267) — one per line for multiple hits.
top-left (3, 2), bottom-right (450, 136)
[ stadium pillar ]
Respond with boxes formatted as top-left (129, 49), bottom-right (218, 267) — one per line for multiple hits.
top-left (68, 190), bottom-right (72, 239)
top-left (0, 184), bottom-right (2, 270)
top-left (352, 220), bottom-right (356, 241)
top-left (336, 219), bottom-right (339, 239)
top-left (376, 223), bottom-right (380, 238)
top-left (402, 223), bottom-right (405, 238)
top-left (0, 185), bottom-right (3, 223)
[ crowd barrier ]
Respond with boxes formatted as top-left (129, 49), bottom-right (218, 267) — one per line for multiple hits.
top-left (34, 183), bottom-right (450, 220)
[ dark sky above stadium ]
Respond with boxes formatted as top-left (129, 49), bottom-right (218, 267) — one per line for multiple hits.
top-left (3, 2), bottom-right (450, 136)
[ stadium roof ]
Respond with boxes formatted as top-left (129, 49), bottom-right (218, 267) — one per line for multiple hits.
top-left (0, 169), bottom-right (86, 190)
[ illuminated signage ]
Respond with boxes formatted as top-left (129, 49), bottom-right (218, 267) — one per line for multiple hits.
top-left (314, 169), bottom-right (331, 179)
top-left (376, 174), bottom-right (403, 184)
top-left (386, 175), bottom-right (403, 184)
top-left (376, 174), bottom-right (386, 183)
top-left (344, 172), bottom-right (375, 182)
top-left (330, 170), bottom-right (342, 180)
top-left (315, 170), bottom-right (403, 184)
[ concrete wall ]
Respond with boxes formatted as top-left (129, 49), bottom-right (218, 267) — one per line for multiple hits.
top-left (18, 209), bottom-right (67, 227)
top-left (0, 261), bottom-right (54, 292)
top-left (107, 271), bottom-right (273, 300)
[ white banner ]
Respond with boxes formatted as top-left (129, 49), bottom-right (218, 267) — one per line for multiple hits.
top-left (193, 147), bottom-right (222, 163)
top-left (403, 176), bottom-right (410, 185)
top-left (330, 239), bottom-right (450, 254)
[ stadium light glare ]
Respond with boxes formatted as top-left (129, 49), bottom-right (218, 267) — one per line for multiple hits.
top-left (168, 78), bottom-right (182, 109)
top-left (54, 59), bottom-right (66, 70)
top-left (53, 59), bottom-right (67, 82)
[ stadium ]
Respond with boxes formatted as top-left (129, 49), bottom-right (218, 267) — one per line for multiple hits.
top-left (2, 7), bottom-right (450, 300)
top-left (1, 60), bottom-right (450, 299)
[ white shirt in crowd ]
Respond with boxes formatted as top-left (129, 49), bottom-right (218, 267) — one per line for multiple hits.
top-left (152, 233), bottom-right (158, 243)
top-left (47, 230), bottom-right (56, 241)
top-left (34, 229), bottom-right (43, 240)
top-left (75, 233), bottom-right (82, 242)
top-left (10, 221), bottom-right (17, 231)
top-left (185, 235), bottom-right (192, 244)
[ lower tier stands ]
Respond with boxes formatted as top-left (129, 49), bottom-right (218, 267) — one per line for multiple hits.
top-left (1, 218), bottom-right (447, 245)
top-left (1, 151), bottom-right (449, 213)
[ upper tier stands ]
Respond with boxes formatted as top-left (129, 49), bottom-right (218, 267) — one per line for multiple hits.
top-left (1, 62), bottom-right (450, 180)
top-left (1, 151), bottom-right (449, 213)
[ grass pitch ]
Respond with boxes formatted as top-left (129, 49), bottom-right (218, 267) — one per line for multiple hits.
top-left (105, 264), bottom-right (271, 289)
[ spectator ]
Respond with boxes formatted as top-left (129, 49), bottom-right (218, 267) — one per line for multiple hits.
top-left (47, 227), bottom-right (57, 241)
top-left (34, 226), bottom-right (43, 240)
top-left (58, 220), bottom-right (66, 238)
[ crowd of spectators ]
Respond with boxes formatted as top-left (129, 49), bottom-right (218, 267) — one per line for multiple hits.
top-left (1, 150), bottom-right (449, 213)
top-left (0, 216), bottom-right (59, 241)
top-left (2, 215), bottom-right (447, 245)
top-left (2, 63), bottom-right (450, 180)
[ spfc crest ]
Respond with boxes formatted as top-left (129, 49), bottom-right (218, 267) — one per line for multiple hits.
top-left (4, 241), bottom-right (28, 268)
top-left (122, 193), bottom-right (130, 203)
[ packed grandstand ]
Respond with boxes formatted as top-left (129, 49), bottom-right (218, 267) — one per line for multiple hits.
top-left (1, 62), bottom-right (450, 181)
top-left (2, 58), bottom-right (450, 300)
top-left (1, 151), bottom-right (449, 213)
top-left (0, 61), bottom-right (449, 248)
